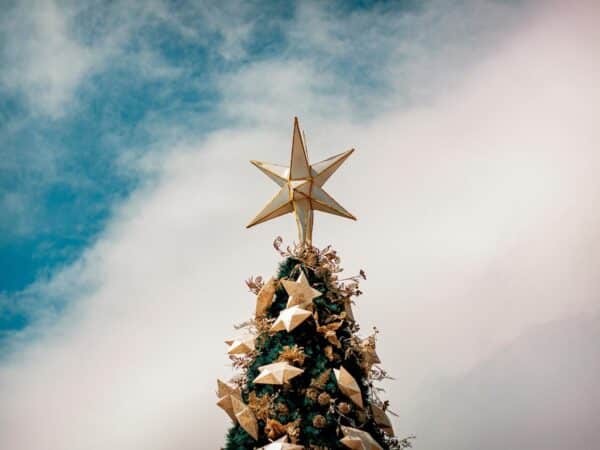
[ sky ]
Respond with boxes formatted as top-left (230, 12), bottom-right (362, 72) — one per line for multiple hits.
top-left (1, 0), bottom-right (599, 449)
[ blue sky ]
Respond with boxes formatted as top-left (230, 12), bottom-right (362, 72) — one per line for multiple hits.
top-left (0, 0), bottom-right (476, 341)
top-left (0, 0), bottom-right (416, 290)
top-left (1, 1), bottom-right (600, 449)
top-left (1, 0), bottom-right (407, 336)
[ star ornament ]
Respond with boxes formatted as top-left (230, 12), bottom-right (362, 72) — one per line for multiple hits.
top-left (340, 426), bottom-right (383, 450)
top-left (247, 117), bottom-right (356, 245)
top-left (256, 277), bottom-right (278, 317)
top-left (259, 436), bottom-right (304, 450)
top-left (216, 379), bottom-right (241, 422)
top-left (271, 305), bottom-right (313, 332)
top-left (254, 361), bottom-right (304, 385)
top-left (334, 366), bottom-right (364, 409)
top-left (225, 334), bottom-right (256, 355)
top-left (360, 337), bottom-right (381, 371)
top-left (371, 403), bottom-right (395, 436)
top-left (231, 396), bottom-right (259, 440)
top-left (281, 270), bottom-right (321, 309)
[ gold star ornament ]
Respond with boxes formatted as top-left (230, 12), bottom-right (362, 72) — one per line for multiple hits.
top-left (271, 305), bottom-right (313, 332)
top-left (225, 334), bottom-right (256, 355)
top-left (259, 436), bottom-right (304, 450)
top-left (215, 379), bottom-right (241, 421)
top-left (371, 403), bottom-right (394, 436)
top-left (334, 366), bottom-right (364, 409)
top-left (359, 336), bottom-right (381, 372)
top-left (254, 361), bottom-right (304, 385)
top-left (247, 117), bottom-right (356, 244)
top-left (340, 426), bottom-right (383, 450)
top-left (231, 396), bottom-right (259, 440)
top-left (255, 277), bottom-right (278, 317)
top-left (281, 270), bottom-right (321, 309)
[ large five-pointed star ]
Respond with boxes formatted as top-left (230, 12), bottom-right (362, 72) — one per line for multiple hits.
top-left (247, 117), bottom-right (356, 244)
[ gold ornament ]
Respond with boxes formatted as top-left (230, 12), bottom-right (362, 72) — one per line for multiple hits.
top-left (276, 402), bottom-right (289, 415)
top-left (277, 345), bottom-right (306, 366)
top-left (334, 367), bottom-right (364, 409)
top-left (248, 391), bottom-right (272, 421)
top-left (305, 387), bottom-right (319, 401)
top-left (340, 426), bottom-right (383, 450)
top-left (265, 418), bottom-right (287, 440)
top-left (312, 414), bottom-right (327, 428)
top-left (216, 379), bottom-right (241, 421)
top-left (324, 345), bottom-right (335, 361)
top-left (282, 270), bottom-right (321, 310)
top-left (338, 401), bottom-right (352, 415)
top-left (246, 117), bottom-right (356, 245)
top-left (371, 403), bottom-right (394, 436)
top-left (315, 314), bottom-right (343, 348)
top-left (285, 419), bottom-right (302, 444)
top-left (254, 361), bottom-right (304, 385)
top-left (317, 391), bottom-right (331, 406)
top-left (225, 334), bottom-right (255, 355)
top-left (343, 297), bottom-right (355, 321)
top-left (259, 436), bottom-right (304, 450)
top-left (256, 277), bottom-right (278, 317)
top-left (360, 336), bottom-right (381, 371)
top-left (271, 305), bottom-right (312, 332)
top-left (231, 396), bottom-right (259, 440)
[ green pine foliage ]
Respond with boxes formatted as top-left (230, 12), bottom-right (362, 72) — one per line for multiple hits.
top-left (222, 248), bottom-right (411, 450)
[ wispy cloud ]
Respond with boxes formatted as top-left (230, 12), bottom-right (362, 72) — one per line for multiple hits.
top-left (0, 0), bottom-right (97, 118)
top-left (0, 0), bottom-right (257, 119)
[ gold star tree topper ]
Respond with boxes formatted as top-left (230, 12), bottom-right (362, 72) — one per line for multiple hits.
top-left (247, 117), bottom-right (356, 244)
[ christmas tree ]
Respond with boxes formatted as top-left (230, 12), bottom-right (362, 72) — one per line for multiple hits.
top-left (217, 118), bottom-right (412, 449)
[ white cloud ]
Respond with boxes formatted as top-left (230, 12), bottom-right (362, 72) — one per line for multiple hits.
top-left (217, 60), bottom-right (355, 126)
top-left (1, 1), bottom-right (600, 449)
top-left (0, 0), bottom-right (97, 118)
top-left (0, 0), bottom-right (255, 118)
top-left (410, 314), bottom-right (600, 450)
